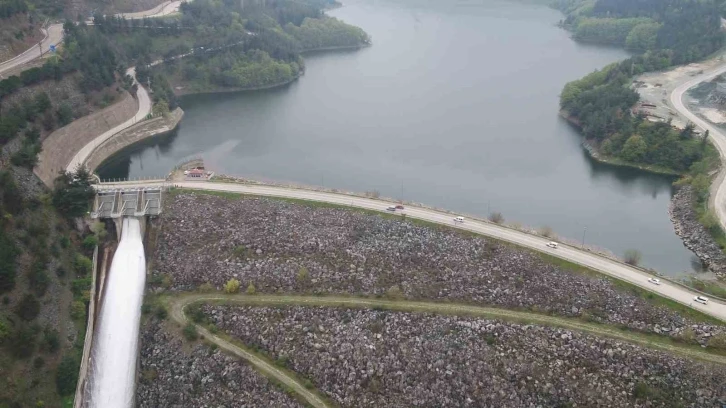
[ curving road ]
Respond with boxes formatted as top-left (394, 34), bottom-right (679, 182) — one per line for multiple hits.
top-left (0, 0), bottom-right (186, 76)
top-left (0, 24), bottom-right (64, 76)
top-left (96, 180), bottom-right (726, 322)
top-left (66, 66), bottom-right (152, 173)
top-left (670, 63), bottom-right (726, 232)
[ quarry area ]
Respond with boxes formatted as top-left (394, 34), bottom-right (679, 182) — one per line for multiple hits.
top-left (135, 192), bottom-right (726, 407)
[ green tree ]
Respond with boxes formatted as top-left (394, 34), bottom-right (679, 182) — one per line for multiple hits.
top-left (52, 168), bottom-right (95, 218)
top-left (620, 134), bottom-right (647, 162)
top-left (56, 354), bottom-right (80, 395)
top-left (15, 294), bottom-right (40, 321)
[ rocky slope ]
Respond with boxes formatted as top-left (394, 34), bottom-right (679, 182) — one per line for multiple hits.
top-left (669, 186), bottom-right (726, 278)
top-left (204, 305), bottom-right (726, 408)
top-left (153, 193), bottom-right (725, 342)
top-left (136, 318), bottom-right (303, 408)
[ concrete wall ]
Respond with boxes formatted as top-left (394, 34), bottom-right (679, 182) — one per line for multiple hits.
top-left (35, 92), bottom-right (138, 187)
top-left (85, 107), bottom-right (184, 172)
top-left (74, 245), bottom-right (100, 408)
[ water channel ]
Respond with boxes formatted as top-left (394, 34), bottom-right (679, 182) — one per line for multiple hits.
top-left (98, 0), bottom-right (701, 276)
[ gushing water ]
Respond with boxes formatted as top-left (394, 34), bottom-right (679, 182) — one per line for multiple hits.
top-left (88, 218), bottom-right (146, 408)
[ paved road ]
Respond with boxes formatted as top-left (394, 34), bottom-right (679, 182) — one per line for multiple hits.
top-left (0, 24), bottom-right (63, 76)
top-left (97, 180), bottom-right (726, 322)
top-left (66, 66), bottom-right (152, 172)
top-left (670, 63), bottom-right (726, 232)
top-left (0, 1), bottom-right (185, 76)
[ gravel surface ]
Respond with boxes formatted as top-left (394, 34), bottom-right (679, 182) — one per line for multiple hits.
top-left (136, 318), bottom-right (303, 408)
top-left (154, 194), bottom-right (726, 342)
top-left (204, 305), bottom-right (726, 408)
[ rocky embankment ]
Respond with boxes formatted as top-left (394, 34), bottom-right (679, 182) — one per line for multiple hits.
top-left (204, 305), bottom-right (726, 408)
top-left (155, 193), bottom-right (725, 342)
top-left (136, 318), bottom-right (303, 407)
top-left (669, 186), bottom-right (726, 278)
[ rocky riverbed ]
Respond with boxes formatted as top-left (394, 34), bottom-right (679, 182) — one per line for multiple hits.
top-left (669, 186), bottom-right (726, 278)
top-left (154, 193), bottom-right (725, 342)
top-left (204, 305), bottom-right (726, 408)
top-left (136, 318), bottom-right (303, 407)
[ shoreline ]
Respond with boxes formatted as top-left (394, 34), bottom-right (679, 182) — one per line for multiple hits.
top-left (560, 110), bottom-right (682, 177)
top-left (172, 72), bottom-right (304, 96)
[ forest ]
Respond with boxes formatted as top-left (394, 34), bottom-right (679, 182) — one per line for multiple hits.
top-left (559, 0), bottom-right (725, 173)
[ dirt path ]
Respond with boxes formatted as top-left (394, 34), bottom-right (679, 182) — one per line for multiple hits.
top-left (165, 294), bottom-right (726, 390)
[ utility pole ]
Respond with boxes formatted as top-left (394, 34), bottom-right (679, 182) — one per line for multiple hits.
top-left (581, 226), bottom-right (587, 248)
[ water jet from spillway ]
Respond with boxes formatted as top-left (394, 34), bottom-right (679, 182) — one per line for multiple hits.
top-left (87, 217), bottom-right (146, 408)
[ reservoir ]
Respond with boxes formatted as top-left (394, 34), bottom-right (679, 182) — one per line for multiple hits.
top-left (99, 0), bottom-right (699, 276)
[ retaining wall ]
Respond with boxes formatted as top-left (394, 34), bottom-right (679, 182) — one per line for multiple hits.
top-left (85, 107), bottom-right (184, 172)
top-left (35, 92), bottom-right (138, 187)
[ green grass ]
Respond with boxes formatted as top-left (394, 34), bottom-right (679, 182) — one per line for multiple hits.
top-left (686, 277), bottom-right (726, 299)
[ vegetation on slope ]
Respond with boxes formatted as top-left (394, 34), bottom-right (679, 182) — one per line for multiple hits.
top-left (0, 168), bottom-right (97, 407)
top-left (557, 0), bottom-right (725, 174)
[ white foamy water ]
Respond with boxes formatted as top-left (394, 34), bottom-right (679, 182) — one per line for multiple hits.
top-left (88, 217), bottom-right (146, 408)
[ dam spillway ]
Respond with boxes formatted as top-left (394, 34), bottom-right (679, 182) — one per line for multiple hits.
top-left (87, 217), bottom-right (146, 408)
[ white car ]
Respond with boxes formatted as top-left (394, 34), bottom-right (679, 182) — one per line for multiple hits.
top-left (386, 206), bottom-right (396, 212)
top-left (647, 278), bottom-right (660, 285)
top-left (694, 296), bottom-right (709, 305)
top-left (453, 216), bottom-right (465, 223)
top-left (546, 242), bottom-right (558, 249)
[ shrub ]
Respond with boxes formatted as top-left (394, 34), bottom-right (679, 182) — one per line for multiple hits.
top-left (55, 354), bottom-right (80, 395)
top-left (0, 229), bottom-right (19, 293)
top-left (70, 301), bottom-right (86, 320)
top-left (233, 245), bottom-right (248, 259)
top-left (183, 323), bottom-right (198, 341)
top-left (246, 282), bottom-right (256, 295)
top-left (34, 356), bottom-right (45, 368)
top-left (676, 328), bottom-right (697, 344)
top-left (28, 260), bottom-right (49, 297)
top-left (42, 328), bottom-right (60, 353)
top-left (91, 221), bottom-right (108, 240)
top-left (624, 249), bottom-right (642, 266)
top-left (707, 333), bottom-right (726, 350)
top-left (224, 278), bottom-right (240, 294)
top-left (8, 324), bottom-right (37, 358)
top-left (15, 294), bottom-right (40, 321)
top-left (297, 266), bottom-right (309, 282)
top-left (74, 254), bottom-right (93, 276)
top-left (538, 225), bottom-right (554, 238)
top-left (0, 317), bottom-right (9, 342)
top-left (82, 235), bottom-right (98, 250)
top-left (154, 305), bottom-right (168, 320)
top-left (488, 212), bottom-right (504, 224)
top-left (386, 285), bottom-right (403, 300)
top-left (187, 304), bottom-right (206, 323)
top-left (198, 282), bottom-right (215, 292)
top-left (58, 236), bottom-right (70, 249)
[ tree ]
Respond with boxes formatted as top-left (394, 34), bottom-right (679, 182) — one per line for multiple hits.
top-left (246, 282), bottom-right (256, 295)
top-left (56, 354), bottom-right (80, 395)
top-left (488, 212), bottom-right (504, 224)
top-left (223, 278), bottom-right (240, 294)
top-left (624, 249), bottom-right (642, 266)
top-left (56, 103), bottom-right (73, 126)
top-left (620, 134), bottom-right (647, 162)
top-left (52, 168), bottom-right (95, 218)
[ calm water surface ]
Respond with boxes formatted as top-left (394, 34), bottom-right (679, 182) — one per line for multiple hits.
top-left (99, 0), bottom-right (701, 276)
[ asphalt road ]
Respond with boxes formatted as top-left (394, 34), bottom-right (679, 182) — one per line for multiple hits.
top-left (0, 24), bottom-right (63, 76)
top-left (96, 180), bottom-right (726, 322)
top-left (0, 1), bottom-right (185, 76)
top-left (670, 63), bottom-right (726, 233)
top-left (66, 66), bottom-right (152, 173)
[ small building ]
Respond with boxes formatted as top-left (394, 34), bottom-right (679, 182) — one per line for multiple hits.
top-left (187, 168), bottom-right (205, 178)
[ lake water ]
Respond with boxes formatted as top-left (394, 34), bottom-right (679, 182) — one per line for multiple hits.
top-left (99, 0), bottom-right (701, 276)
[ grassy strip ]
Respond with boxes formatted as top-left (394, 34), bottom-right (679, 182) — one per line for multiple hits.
top-left (167, 293), bottom-right (726, 365)
top-left (160, 293), bottom-right (335, 408)
top-left (166, 189), bottom-right (722, 324)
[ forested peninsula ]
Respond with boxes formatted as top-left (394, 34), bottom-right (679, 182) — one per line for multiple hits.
top-left (556, 0), bottom-right (724, 175)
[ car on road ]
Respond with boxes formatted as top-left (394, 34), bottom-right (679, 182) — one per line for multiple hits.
top-left (386, 206), bottom-right (396, 212)
top-left (453, 216), bottom-right (465, 223)
top-left (546, 242), bottom-right (558, 249)
top-left (648, 277), bottom-right (661, 285)
top-left (395, 205), bottom-right (404, 210)
top-left (694, 296), bottom-right (709, 305)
